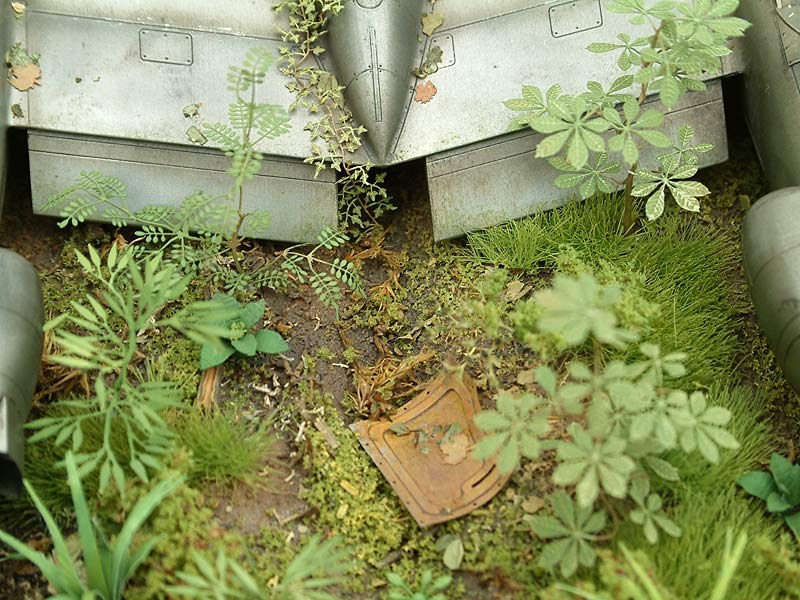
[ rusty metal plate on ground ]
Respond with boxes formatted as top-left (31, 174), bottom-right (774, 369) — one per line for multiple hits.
top-left (351, 373), bottom-right (511, 527)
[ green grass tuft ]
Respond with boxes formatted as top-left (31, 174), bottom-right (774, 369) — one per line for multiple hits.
top-left (172, 408), bottom-right (276, 486)
top-left (468, 195), bottom-right (745, 383)
top-left (617, 384), bottom-right (784, 597)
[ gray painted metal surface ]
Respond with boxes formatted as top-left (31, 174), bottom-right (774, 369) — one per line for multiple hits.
top-left (428, 83), bottom-right (728, 240)
top-left (739, 0), bottom-right (800, 190)
top-left (29, 131), bottom-right (338, 243)
top-left (7, 0), bottom-right (742, 241)
top-left (0, 249), bottom-right (43, 497)
top-left (742, 188), bottom-right (800, 395)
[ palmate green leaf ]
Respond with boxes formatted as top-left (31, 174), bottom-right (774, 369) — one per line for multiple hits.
top-left (530, 95), bottom-right (609, 169)
top-left (535, 273), bottom-right (637, 349)
top-left (472, 391), bottom-right (550, 473)
top-left (553, 424), bottom-right (635, 506)
top-left (676, 391), bottom-right (739, 463)
top-left (528, 491), bottom-right (606, 578)
top-left (629, 478), bottom-right (681, 544)
top-left (550, 153), bottom-right (621, 199)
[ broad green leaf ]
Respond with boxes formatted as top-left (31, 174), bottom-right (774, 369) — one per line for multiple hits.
top-left (255, 329), bottom-right (289, 354)
top-left (231, 334), bottom-right (258, 356)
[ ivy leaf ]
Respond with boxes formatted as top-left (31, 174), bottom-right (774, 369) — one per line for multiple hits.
top-left (770, 453), bottom-right (800, 506)
top-left (200, 342), bottom-right (236, 370)
top-left (231, 333), bottom-right (257, 356)
top-left (255, 329), bottom-right (289, 354)
top-left (736, 470), bottom-right (776, 501)
top-left (239, 300), bottom-right (265, 329)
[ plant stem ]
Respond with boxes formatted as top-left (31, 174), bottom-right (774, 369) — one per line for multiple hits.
top-left (623, 170), bottom-right (635, 234)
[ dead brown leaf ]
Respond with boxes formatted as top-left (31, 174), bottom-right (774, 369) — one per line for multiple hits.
top-left (516, 368), bottom-right (536, 386)
top-left (421, 12), bottom-right (444, 35)
top-left (439, 432), bottom-right (469, 465)
top-left (414, 80), bottom-right (437, 104)
top-left (505, 280), bottom-right (532, 302)
top-left (521, 496), bottom-right (545, 514)
top-left (9, 62), bottom-right (40, 91)
top-left (353, 350), bottom-right (435, 415)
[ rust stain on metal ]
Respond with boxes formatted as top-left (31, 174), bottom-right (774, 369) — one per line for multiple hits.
top-left (350, 372), bottom-right (511, 527)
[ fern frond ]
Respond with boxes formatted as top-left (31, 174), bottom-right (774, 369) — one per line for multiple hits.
top-left (203, 122), bottom-right (240, 152)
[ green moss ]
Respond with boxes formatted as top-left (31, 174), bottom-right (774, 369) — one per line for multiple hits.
top-left (96, 452), bottom-right (246, 599)
top-left (301, 395), bottom-right (551, 597)
top-left (316, 346), bottom-right (337, 362)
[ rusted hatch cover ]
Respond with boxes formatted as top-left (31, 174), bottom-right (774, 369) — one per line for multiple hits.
top-left (351, 373), bottom-right (511, 527)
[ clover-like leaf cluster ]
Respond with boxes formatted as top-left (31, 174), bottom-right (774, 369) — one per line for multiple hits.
top-left (469, 272), bottom-right (738, 578)
top-left (505, 0), bottom-right (749, 217)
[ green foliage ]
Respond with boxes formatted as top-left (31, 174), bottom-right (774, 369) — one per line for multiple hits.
top-left (42, 51), bottom-right (361, 307)
top-left (0, 452), bottom-right (182, 600)
top-left (753, 534), bottom-right (800, 598)
top-left (386, 570), bottom-right (452, 600)
top-left (471, 272), bottom-right (738, 577)
top-left (199, 294), bottom-right (288, 369)
top-left (527, 491), bottom-right (607, 578)
top-left (170, 535), bottom-right (350, 600)
top-left (273, 226), bottom-right (362, 311)
top-left (172, 408), bottom-right (277, 485)
top-left (275, 0), bottom-right (395, 230)
top-left (738, 453), bottom-right (800, 536)
top-left (535, 273), bottom-right (637, 348)
top-left (506, 0), bottom-right (749, 218)
top-left (472, 391), bottom-right (550, 473)
top-left (26, 245), bottom-right (235, 495)
top-left (549, 530), bottom-right (747, 600)
top-left (466, 195), bottom-right (744, 384)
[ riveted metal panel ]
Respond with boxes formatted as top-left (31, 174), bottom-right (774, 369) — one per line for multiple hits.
top-left (549, 0), bottom-right (603, 38)
top-left (386, 1), bottom-right (735, 166)
top-left (139, 29), bottom-right (193, 65)
top-left (427, 83), bottom-right (727, 240)
top-left (29, 131), bottom-right (337, 243)
top-left (24, 10), bottom-right (315, 158)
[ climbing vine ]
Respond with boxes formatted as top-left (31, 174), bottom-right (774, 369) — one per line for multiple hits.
top-left (274, 0), bottom-right (395, 231)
